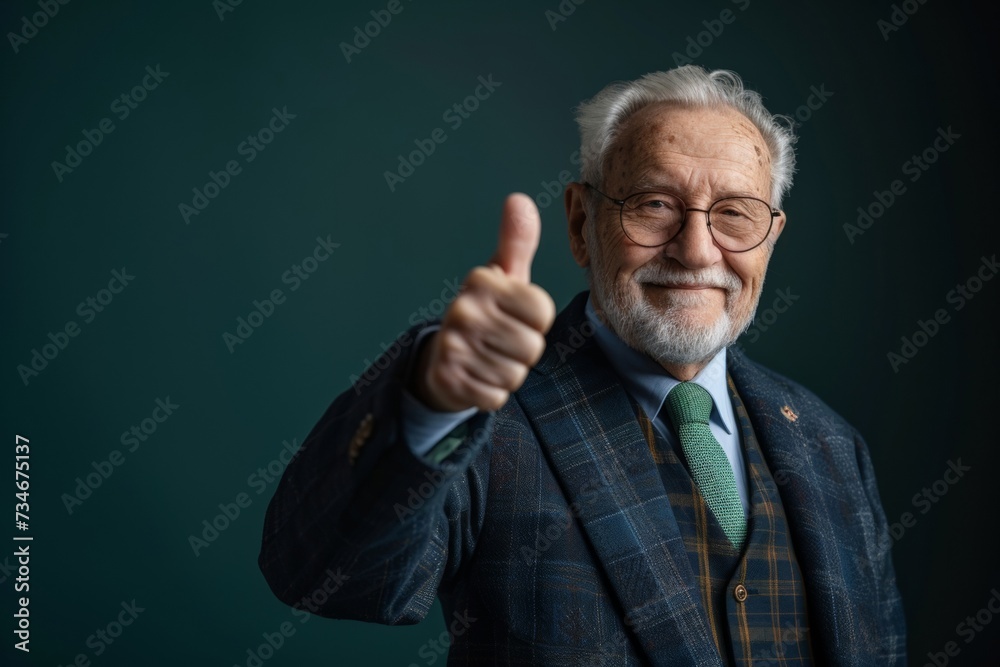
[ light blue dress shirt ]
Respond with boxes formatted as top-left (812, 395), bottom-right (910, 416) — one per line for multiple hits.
top-left (401, 296), bottom-right (749, 516)
top-left (399, 326), bottom-right (479, 454)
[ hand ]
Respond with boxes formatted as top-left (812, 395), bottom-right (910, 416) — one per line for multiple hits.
top-left (411, 193), bottom-right (556, 412)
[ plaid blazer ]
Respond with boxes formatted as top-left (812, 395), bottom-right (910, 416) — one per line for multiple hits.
top-left (259, 291), bottom-right (906, 665)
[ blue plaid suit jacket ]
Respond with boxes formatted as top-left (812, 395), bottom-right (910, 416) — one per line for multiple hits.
top-left (259, 291), bottom-right (906, 665)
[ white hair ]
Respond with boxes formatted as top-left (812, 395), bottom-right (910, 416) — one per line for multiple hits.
top-left (575, 65), bottom-right (797, 209)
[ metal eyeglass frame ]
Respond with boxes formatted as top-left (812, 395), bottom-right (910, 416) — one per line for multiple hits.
top-left (583, 182), bottom-right (781, 253)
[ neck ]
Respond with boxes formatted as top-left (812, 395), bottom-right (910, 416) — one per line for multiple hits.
top-left (658, 360), bottom-right (709, 382)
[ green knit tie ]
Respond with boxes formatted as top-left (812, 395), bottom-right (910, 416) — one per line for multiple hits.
top-left (665, 382), bottom-right (747, 549)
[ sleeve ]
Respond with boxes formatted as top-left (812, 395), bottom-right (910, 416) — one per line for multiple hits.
top-left (854, 431), bottom-right (908, 661)
top-left (257, 321), bottom-right (494, 625)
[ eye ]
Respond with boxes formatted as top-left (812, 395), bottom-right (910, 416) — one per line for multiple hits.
top-left (712, 198), bottom-right (772, 223)
top-left (716, 206), bottom-right (749, 218)
top-left (629, 193), bottom-right (681, 211)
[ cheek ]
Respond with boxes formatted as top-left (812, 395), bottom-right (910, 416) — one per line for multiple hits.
top-left (601, 234), bottom-right (656, 280)
top-left (622, 247), bottom-right (660, 277)
top-left (729, 256), bottom-right (767, 299)
top-left (591, 220), bottom-right (625, 265)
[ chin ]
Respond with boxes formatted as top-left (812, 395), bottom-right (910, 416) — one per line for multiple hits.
top-left (644, 284), bottom-right (725, 310)
top-left (652, 302), bottom-right (724, 329)
top-left (614, 296), bottom-right (738, 367)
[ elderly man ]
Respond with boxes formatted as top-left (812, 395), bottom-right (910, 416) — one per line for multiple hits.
top-left (259, 65), bottom-right (906, 665)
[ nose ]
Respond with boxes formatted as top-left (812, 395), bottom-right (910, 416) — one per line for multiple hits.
top-left (662, 207), bottom-right (724, 269)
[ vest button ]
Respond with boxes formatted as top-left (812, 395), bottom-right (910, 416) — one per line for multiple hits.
top-left (733, 584), bottom-right (748, 602)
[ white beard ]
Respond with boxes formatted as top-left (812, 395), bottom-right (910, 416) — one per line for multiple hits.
top-left (588, 257), bottom-right (762, 367)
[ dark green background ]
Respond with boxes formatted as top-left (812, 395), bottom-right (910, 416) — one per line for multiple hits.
top-left (3, 0), bottom-right (998, 664)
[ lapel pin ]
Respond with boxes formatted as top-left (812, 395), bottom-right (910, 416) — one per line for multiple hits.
top-left (348, 413), bottom-right (375, 465)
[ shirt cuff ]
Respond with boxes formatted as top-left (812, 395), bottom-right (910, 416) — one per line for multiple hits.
top-left (400, 324), bottom-right (479, 458)
top-left (401, 388), bottom-right (478, 458)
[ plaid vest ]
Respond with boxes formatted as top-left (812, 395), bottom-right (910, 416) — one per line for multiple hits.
top-left (633, 374), bottom-right (817, 666)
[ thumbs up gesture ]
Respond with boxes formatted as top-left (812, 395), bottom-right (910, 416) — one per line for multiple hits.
top-left (410, 193), bottom-right (556, 412)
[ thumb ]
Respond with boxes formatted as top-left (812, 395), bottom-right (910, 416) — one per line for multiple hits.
top-left (489, 193), bottom-right (541, 283)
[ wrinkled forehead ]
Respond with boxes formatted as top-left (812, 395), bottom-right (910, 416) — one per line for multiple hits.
top-left (602, 102), bottom-right (772, 199)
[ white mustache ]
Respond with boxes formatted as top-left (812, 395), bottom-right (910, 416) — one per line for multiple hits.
top-left (633, 265), bottom-right (741, 292)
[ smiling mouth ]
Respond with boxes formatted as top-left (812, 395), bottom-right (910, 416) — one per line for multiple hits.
top-left (644, 282), bottom-right (721, 291)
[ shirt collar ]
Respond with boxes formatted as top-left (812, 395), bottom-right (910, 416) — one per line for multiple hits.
top-left (584, 294), bottom-right (734, 435)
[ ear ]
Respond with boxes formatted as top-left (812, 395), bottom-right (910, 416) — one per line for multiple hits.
top-left (565, 182), bottom-right (591, 268)
top-left (771, 209), bottom-right (787, 244)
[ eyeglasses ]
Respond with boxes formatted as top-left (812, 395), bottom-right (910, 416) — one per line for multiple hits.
top-left (584, 183), bottom-right (780, 253)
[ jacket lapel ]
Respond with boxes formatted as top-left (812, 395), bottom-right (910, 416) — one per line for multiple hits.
top-left (519, 292), bottom-right (725, 666)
